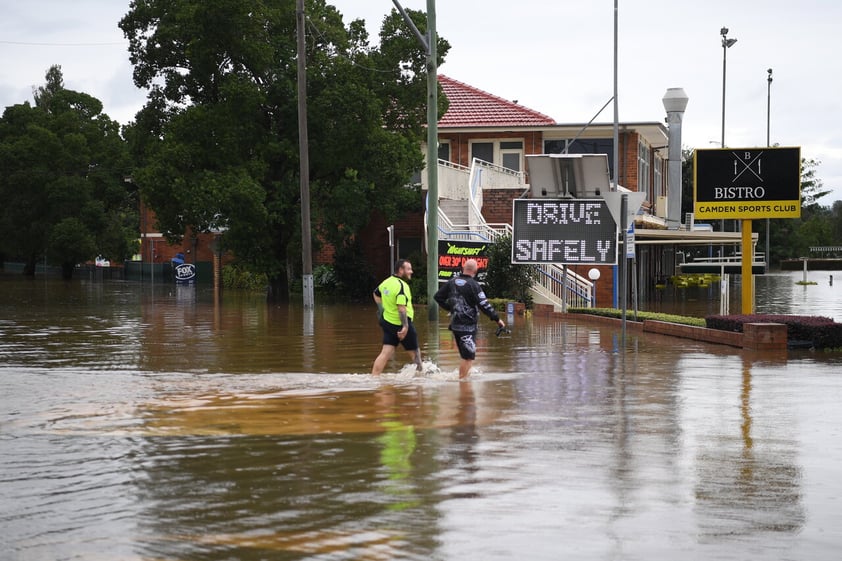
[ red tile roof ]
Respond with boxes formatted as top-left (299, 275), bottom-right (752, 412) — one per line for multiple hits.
top-left (438, 75), bottom-right (557, 128)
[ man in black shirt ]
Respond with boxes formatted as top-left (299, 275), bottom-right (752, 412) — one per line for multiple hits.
top-left (434, 258), bottom-right (506, 378)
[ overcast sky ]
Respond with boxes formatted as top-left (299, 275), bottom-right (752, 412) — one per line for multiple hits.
top-left (2, 0), bottom-right (841, 203)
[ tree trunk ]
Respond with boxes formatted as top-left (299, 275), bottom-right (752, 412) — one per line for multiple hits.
top-left (267, 274), bottom-right (289, 302)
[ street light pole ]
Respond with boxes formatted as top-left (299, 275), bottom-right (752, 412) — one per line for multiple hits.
top-left (720, 27), bottom-right (737, 232)
top-left (766, 68), bottom-right (773, 146)
top-left (766, 68), bottom-right (773, 271)
top-left (720, 27), bottom-right (737, 148)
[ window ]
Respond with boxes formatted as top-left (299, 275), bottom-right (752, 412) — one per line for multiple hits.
top-left (470, 140), bottom-right (523, 171)
top-left (438, 141), bottom-right (451, 162)
top-left (544, 138), bottom-right (614, 176)
top-left (653, 154), bottom-right (663, 198)
top-left (638, 140), bottom-right (650, 193)
top-left (471, 142), bottom-right (494, 164)
top-left (398, 238), bottom-right (421, 260)
top-left (500, 141), bottom-right (523, 171)
top-left (544, 139), bottom-right (567, 154)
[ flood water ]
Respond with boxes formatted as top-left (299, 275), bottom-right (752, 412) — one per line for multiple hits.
top-left (648, 269), bottom-right (842, 320)
top-left (2, 271), bottom-right (842, 560)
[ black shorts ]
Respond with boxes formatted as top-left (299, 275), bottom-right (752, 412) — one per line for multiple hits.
top-left (380, 318), bottom-right (419, 351)
top-left (452, 330), bottom-right (477, 360)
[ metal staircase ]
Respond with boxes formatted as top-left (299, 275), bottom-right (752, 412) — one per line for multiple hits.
top-left (432, 158), bottom-right (595, 310)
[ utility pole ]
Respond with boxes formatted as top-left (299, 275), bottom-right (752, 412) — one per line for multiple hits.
top-left (393, 0), bottom-right (438, 320)
top-left (296, 0), bottom-right (314, 309)
top-left (612, 0), bottom-right (619, 189)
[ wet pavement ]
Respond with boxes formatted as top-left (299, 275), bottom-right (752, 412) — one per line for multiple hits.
top-left (1, 273), bottom-right (841, 560)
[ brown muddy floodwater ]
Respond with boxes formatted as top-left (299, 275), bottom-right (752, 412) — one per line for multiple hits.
top-left (1, 273), bottom-right (842, 560)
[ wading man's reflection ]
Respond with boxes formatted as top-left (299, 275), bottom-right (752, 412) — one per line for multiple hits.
top-left (376, 386), bottom-right (420, 511)
top-left (442, 381), bottom-right (480, 499)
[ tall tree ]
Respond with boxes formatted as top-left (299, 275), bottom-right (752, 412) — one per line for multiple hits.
top-left (831, 201), bottom-right (842, 243)
top-left (799, 157), bottom-right (830, 212)
top-left (0, 66), bottom-right (135, 277)
top-left (32, 64), bottom-right (65, 111)
top-left (120, 0), bottom-right (449, 299)
top-left (762, 157), bottom-right (834, 264)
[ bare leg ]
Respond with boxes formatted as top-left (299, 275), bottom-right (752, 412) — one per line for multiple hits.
top-left (410, 349), bottom-right (422, 371)
top-left (459, 359), bottom-right (473, 378)
top-left (372, 345), bottom-right (396, 375)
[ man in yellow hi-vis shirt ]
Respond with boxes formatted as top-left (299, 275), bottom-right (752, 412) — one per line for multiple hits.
top-left (371, 259), bottom-right (422, 375)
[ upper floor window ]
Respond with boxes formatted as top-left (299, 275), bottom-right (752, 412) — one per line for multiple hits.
top-left (500, 141), bottom-right (523, 172)
top-left (438, 141), bottom-right (451, 162)
top-left (471, 142), bottom-right (494, 164)
top-left (544, 138), bottom-right (614, 178)
top-left (470, 140), bottom-right (523, 171)
top-left (638, 141), bottom-right (650, 193)
top-left (653, 153), bottom-right (663, 197)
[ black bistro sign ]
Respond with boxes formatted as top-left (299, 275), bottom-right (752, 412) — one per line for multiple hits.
top-left (694, 147), bottom-right (801, 219)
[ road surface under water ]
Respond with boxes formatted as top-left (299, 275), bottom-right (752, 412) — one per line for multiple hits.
top-left (1, 273), bottom-right (841, 560)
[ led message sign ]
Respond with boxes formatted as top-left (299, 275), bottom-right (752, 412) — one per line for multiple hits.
top-left (511, 199), bottom-right (617, 265)
top-left (437, 240), bottom-right (489, 281)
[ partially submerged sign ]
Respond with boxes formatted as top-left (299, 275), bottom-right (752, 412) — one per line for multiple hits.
top-left (694, 147), bottom-right (801, 219)
top-left (174, 263), bottom-right (196, 283)
top-left (511, 199), bottom-right (617, 265)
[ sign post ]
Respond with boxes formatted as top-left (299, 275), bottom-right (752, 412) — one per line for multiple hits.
top-left (742, 219), bottom-right (753, 312)
top-left (695, 147), bottom-right (801, 314)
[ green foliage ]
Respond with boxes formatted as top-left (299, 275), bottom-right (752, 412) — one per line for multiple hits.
top-left (222, 263), bottom-right (268, 292)
top-left (405, 250), bottom-right (427, 305)
top-left (331, 241), bottom-right (376, 301)
top-left (681, 148), bottom-right (695, 219)
top-left (312, 264), bottom-right (336, 292)
top-left (120, 1), bottom-right (450, 299)
top-left (48, 218), bottom-right (97, 279)
top-left (800, 157), bottom-right (831, 210)
top-left (484, 233), bottom-right (538, 305)
top-left (0, 65), bottom-right (135, 277)
top-left (567, 307), bottom-right (707, 327)
top-left (761, 158), bottom-right (837, 264)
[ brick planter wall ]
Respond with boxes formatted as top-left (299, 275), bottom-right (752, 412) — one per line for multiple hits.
top-left (743, 322), bottom-right (788, 350)
top-left (643, 320), bottom-right (743, 347)
top-left (536, 313), bottom-right (793, 351)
